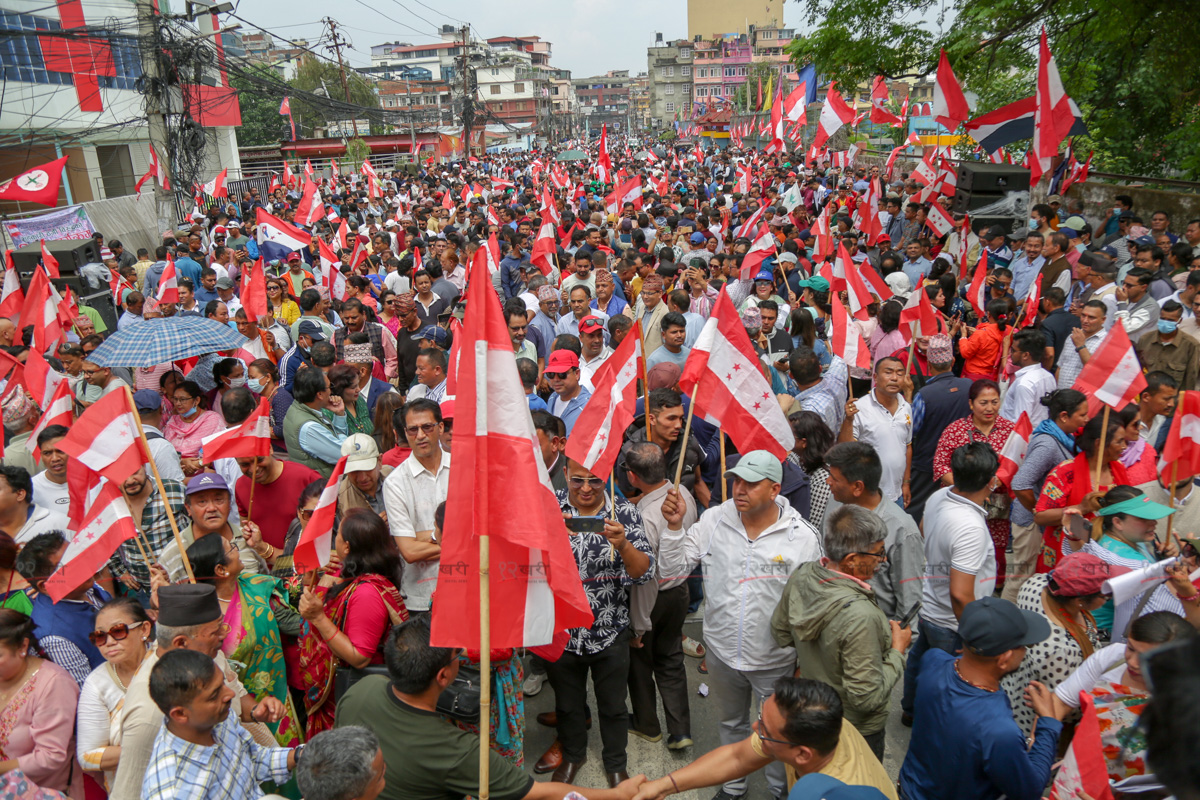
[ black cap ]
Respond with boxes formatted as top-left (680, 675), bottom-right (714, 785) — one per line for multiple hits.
top-left (959, 597), bottom-right (1051, 657)
top-left (985, 225), bottom-right (1008, 240)
top-left (158, 584), bottom-right (221, 627)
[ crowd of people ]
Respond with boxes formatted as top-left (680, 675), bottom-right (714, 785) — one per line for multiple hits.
top-left (0, 138), bottom-right (1198, 800)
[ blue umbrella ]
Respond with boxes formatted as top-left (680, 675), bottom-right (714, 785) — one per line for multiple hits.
top-left (88, 317), bottom-right (249, 367)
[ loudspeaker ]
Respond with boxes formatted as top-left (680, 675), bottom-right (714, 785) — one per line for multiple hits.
top-left (954, 162), bottom-right (1031, 194)
top-left (10, 239), bottom-right (99, 275)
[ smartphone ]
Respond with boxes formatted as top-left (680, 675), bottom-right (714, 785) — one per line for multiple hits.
top-left (899, 601), bottom-right (922, 629)
top-left (1066, 512), bottom-right (1089, 543)
top-left (564, 516), bottom-right (606, 533)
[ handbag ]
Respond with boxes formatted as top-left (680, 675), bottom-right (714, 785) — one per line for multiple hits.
top-left (333, 662), bottom-right (482, 725)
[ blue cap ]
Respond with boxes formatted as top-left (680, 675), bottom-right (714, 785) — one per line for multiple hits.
top-left (185, 472), bottom-right (230, 496)
top-left (297, 319), bottom-right (327, 341)
top-left (754, 269), bottom-right (775, 283)
top-left (1133, 235), bottom-right (1156, 247)
top-left (689, 232), bottom-right (706, 244)
top-left (411, 325), bottom-right (450, 346)
top-left (790, 774), bottom-right (890, 800)
top-left (132, 389), bottom-right (161, 412)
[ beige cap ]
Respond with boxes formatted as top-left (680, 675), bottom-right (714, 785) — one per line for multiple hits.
top-left (340, 433), bottom-right (380, 473)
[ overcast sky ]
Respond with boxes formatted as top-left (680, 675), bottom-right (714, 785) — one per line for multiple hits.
top-left (239, 0), bottom-right (805, 79)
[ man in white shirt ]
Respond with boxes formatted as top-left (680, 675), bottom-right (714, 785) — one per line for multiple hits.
top-left (577, 316), bottom-right (612, 391)
top-left (132, 390), bottom-right (186, 483)
top-left (999, 329), bottom-right (1058, 426)
top-left (1057, 300), bottom-right (1107, 390)
top-left (900, 441), bottom-right (999, 725)
top-left (381, 398), bottom-right (449, 613)
top-left (839, 356), bottom-right (913, 505)
top-left (659, 451), bottom-right (822, 799)
top-left (31, 426), bottom-right (70, 516)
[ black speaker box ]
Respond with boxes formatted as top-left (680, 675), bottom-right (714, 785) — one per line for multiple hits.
top-left (955, 162), bottom-right (1031, 194)
top-left (10, 239), bottom-right (99, 275)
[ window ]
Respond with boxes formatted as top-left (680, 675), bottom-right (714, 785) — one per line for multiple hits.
top-left (683, 84), bottom-right (691, 94)
top-left (724, 67), bottom-right (734, 77)
top-left (495, 102), bottom-right (504, 111)
top-left (681, 66), bottom-right (691, 76)
top-left (680, 48), bottom-right (691, 58)
top-left (761, 30), bottom-right (773, 39)
top-left (665, 102), bottom-right (675, 113)
top-left (514, 83), bottom-right (524, 92)
top-left (665, 84), bottom-right (674, 95)
top-left (491, 68), bottom-right (499, 75)
top-left (696, 87), bottom-right (707, 97)
top-left (490, 85), bottom-right (500, 94)
top-left (739, 66), bottom-right (747, 76)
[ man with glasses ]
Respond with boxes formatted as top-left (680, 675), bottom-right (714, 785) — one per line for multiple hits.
top-left (545, 350), bottom-right (591, 436)
top-left (382, 399), bottom-right (449, 616)
top-left (1115, 266), bottom-right (1161, 342)
top-left (632, 678), bottom-right (896, 799)
top-left (111, 584), bottom-right (289, 799)
top-left (540, 457), bottom-right (652, 786)
top-left (1010, 232), bottom-right (1046, 303)
top-left (659, 452), bottom-right (822, 800)
top-left (76, 355), bottom-right (129, 410)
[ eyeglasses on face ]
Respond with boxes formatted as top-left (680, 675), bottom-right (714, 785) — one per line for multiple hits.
top-left (567, 476), bottom-right (605, 489)
top-left (754, 711), bottom-right (797, 747)
top-left (88, 621), bottom-right (144, 646)
top-left (406, 422), bottom-right (440, 436)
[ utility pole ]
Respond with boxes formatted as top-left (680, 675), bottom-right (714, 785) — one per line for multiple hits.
top-left (136, 0), bottom-right (172, 231)
top-left (405, 78), bottom-right (417, 159)
top-left (324, 18), bottom-right (352, 103)
top-left (459, 25), bottom-right (475, 159)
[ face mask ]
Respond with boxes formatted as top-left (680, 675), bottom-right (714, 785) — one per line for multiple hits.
top-left (1158, 319), bottom-right (1178, 334)
top-left (1029, 218), bottom-right (1038, 230)
top-left (246, 377), bottom-right (264, 394)
top-left (180, 405), bottom-right (198, 419)
top-left (228, 376), bottom-right (247, 389)
top-left (1075, 243), bottom-right (1087, 253)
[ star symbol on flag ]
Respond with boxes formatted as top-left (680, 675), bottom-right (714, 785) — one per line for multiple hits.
top-left (726, 373), bottom-right (732, 380)
top-left (762, 392), bottom-right (770, 400)
top-left (598, 432), bottom-right (606, 442)
top-left (732, 363), bottom-right (741, 371)
top-left (84, 530), bottom-right (97, 542)
top-left (753, 402), bottom-right (762, 410)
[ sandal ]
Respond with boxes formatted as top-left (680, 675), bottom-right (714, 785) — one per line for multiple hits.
top-left (682, 635), bottom-right (705, 658)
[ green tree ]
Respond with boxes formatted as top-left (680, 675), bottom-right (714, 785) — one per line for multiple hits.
top-left (785, 0), bottom-right (1200, 178)
top-left (732, 62), bottom-right (783, 113)
top-left (230, 65), bottom-right (292, 146)
top-left (290, 56), bottom-right (381, 136)
top-left (345, 137), bottom-right (370, 170)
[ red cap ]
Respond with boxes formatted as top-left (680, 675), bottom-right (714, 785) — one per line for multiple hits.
top-left (578, 315), bottom-right (604, 334)
top-left (1049, 552), bottom-right (1130, 597)
top-left (545, 349), bottom-right (580, 372)
top-left (439, 398), bottom-right (455, 421)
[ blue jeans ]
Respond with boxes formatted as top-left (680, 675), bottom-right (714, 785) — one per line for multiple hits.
top-left (901, 619), bottom-right (963, 715)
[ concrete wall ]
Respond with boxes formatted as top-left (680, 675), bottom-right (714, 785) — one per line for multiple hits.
top-left (1064, 181), bottom-right (1200, 229)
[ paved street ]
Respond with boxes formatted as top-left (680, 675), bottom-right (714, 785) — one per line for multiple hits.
top-left (524, 610), bottom-right (912, 798)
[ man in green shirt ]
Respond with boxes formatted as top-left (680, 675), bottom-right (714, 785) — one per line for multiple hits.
top-left (335, 617), bottom-right (647, 800)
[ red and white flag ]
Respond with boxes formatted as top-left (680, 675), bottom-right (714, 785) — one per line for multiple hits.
top-left (1019, 274), bottom-right (1043, 330)
top-left (134, 144), bottom-right (171, 193)
top-left (764, 86), bottom-right (786, 154)
top-left (733, 205), bottom-right (767, 240)
top-left (900, 285), bottom-right (943, 339)
top-left (841, 245), bottom-right (874, 321)
top-left (282, 161), bottom-right (295, 189)
top-left (830, 294), bottom-right (871, 369)
top-left (966, 247), bottom-right (989, 317)
top-left (869, 76), bottom-right (902, 125)
top-left (318, 239), bottom-right (348, 302)
top-left (563, 324), bottom-right (643, 480)
top-left (23, 347), bottom-right (64, 408)
top-left (912, 148), bottom-right (940, 186)
top-left (200, 168), bottom-right (228, 199)
top-left (529, 212), bottom-right (557, 276)
top-left (679, 292), bottom-right (794, 460)
top-left (995, 412), bottom-right (1033, 490)
top-left (40, 240), bottom-right (60, 279)
top-left (26, 379), bottom-right (73, 460)
top-left (430, 239), bottom-right (594, 651)
top-left (811, 83), bottom-right (856, 154)
top-left (18, 267), bottom-right (64, 353)
top-left (294, 180), bottom-right (325, 227)
top-left (1032, 27), bottom-right (1077, 185)
top-left (932, 49), bottom-right (970, 131)
top-left (1048, 692), bottom-right (1114, 800)
top-left (157, 255), bottom-right (179, 304)
top-left (43, 478), bottom-right (137, 602)
top-left (279, 97), bottom-right (296, 140)
top-left (56, 390), bottom-right (147, 483)
top-left (1158, 391), bottom-right (1200, 482)
top-left (739, 232), bottom-right (777, 279)
top-left (0, 156), bottom-right (68, 207)
top-left (200, 398), bottom-right (273, 463)
top-left (0, 251), bottom-right (24, 322)
top-left (1073, 320), bottom-right (1147, 414)
top-left (292, 457), bottom-right (347, 573)
top-left (925, 202), bottom-right (955, 237)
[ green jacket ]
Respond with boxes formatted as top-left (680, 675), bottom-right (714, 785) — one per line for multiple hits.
top-left (770, 560), bottom-right (904, 736)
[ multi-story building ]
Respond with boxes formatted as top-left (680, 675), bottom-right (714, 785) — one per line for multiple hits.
top-left (671, 28), bottom-right (799, 120)
top-left (573, 70), bottom-right (633, 135)
top-left (370, 26), bottom-right (488, 85)
top-left (630, 74), bottom-right (651, 132)
top-left (688, 0), bottom-right (784, 40)
top-left (547, 68), bottom-right (577, 141)
top-left (376, 80), bottom-right (455, 128)
top-left (646, 36), bottom-right (694, 130)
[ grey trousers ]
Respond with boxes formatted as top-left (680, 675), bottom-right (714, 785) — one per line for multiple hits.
top-left (705, 650), bottom-right (792, 796)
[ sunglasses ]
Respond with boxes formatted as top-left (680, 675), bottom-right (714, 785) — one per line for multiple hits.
top-left (406, 422), bottom-right (440, 436)
top-left (567, 476), bottom-right (605, 489)
top-left (544, 371), bottom-right (571, 380)
top-left (89, 621), bottom-right (144, 646)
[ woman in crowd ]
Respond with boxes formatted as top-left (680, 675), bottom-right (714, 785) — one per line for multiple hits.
top-left (371, 392), bottom-right (405, 457)
top-left (1116, 403), bottom-right (1159, 485)
top-left (247, 358), bottom-right (293, 454)
top-left (375, 289), bottom-right (401, 337)
top-left (76, 598), bottom-right (153, 789)
top-left (999, 552), bottom-right (1111, 737)
top-left (297, 508), bottom-right (407, 737)
top-left (868, 299), bottom-right (905, 365)
top-left (267, 277), bottom-right (301, 327)
top-left (786, 411), bottom-right (836, 531)
top-left (0, 535), bottom-right (29, 615)
top-left (1033, 406), bottom-right (1127, 572)
top-left (956, 300), bottom-right (1010, 381)
top-left (1054, 612), bottom-right (1197, 783)
top-left (323, 364), bottom-right (373, 437)
top-left (933, 380), bottom-right (1015, 581)
top-left (163, 379), bottom-right (224, 476)
top-left (0, 610), bottom-right (81, 796)
top-left (789, 308), bottom-right (830, 367)
top-left (212, 357), bottom-right (246, 424)
top-left (157, 368), bottom-right (182, 420)
top-left (187, 534), bottom-right (302, 747)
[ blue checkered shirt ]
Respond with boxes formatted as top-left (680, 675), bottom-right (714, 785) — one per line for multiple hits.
top-left (142, 711), bottom-right (291, 800)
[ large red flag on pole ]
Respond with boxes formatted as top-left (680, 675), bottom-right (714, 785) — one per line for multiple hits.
top-left (1072, 320), bottom-right (1147, 416)
top-left (563, 323), bottom-right (643, 480)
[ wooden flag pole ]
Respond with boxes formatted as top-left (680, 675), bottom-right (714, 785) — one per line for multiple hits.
top-left (905, 321), bottom-right (920, 376)
top-left (246, 456), bottom-right (258, 523)
top-left (1165, 460), bottom-right (1180, 550)
top-left (1090, 404), bottom-right (1111, 542)
top-left (719, 427), bottom-right (727, 504)
top-left (638, 321), bottom-right (653, 443)
top-left (478, 531), bottom-right (492, 800)
top-left (124, 385), bottom-right (195, 583)
top-left (673, 400), bottom-right (698, 490)
top-left (608, 473), bottom-right (617, 560)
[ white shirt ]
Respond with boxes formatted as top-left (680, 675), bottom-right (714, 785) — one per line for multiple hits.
top-left (142, 425), bottom-right (186, 484)
top-left (31, 473), bottom-right (70, 516)
top-left (15, 505), bottom-right (71, 544)
top-left (1054, 643), bottom-right (1126, 708)
top-left (1000, 363), bottom-right (1057, 426)
top-left (580, 346), bottom-right (613, 392)
top-left (920, 487), bottom-right (996, 632)
top-left (851, 390), bottom-right (912, 502)
top-left (382, 450), bottom-right (451, 611)
top-left (1056, 330), bottom-right (1105, 390)
top-left (659, 497), bottom-right (822, 671)
top-left (1158, 289), bottom-right (1195, 319)
top-left (385, 271), bottom-right (410, 295)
